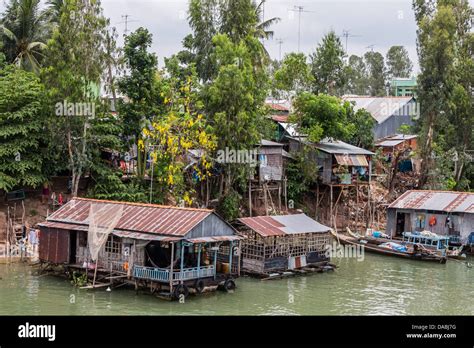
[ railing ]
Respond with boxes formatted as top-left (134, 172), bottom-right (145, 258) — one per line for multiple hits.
top-left (133, 265), bottom-right (215, 282)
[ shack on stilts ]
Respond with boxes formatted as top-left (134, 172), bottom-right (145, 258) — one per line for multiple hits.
top-left (38, 198), bottom-right (242, 300)
top-left (236, 213), bottom-right (334, 279)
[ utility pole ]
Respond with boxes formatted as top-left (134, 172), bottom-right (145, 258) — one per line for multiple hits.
top-left (276, 38), bottom-right (284, 61)
top-left (289, 6), bottom-right (315, 53)
top-left (117, 14), bottom-right (138, 36)
top-left (341, 29), bottom-right (361, 54)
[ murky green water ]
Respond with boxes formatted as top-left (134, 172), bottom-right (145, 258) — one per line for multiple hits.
top-left (0, 254), bottom-right (472, 315)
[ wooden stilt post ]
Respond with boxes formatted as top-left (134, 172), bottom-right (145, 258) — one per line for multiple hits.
top-left (237, 240), bottom-right (241, 276)
top-left (330, 185), bottom-right (333, 228)
top-left (180, 241), bottom-right (185, 284)
top-left (213, 245), bottom-right (217, 280)
top-left (249, 177), bottom-right (252, 217)
top-left (197, 243), bottom-right (201, 277)
top-left (228, 241), bottom-right (233, 275)
top-left (169, 242), bottom-right (174, 294)
top-left (284, 177), bottom-right (288, 212)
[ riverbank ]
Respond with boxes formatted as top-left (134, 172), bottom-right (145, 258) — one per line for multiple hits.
top-left (1, 254), bottom-right (472, 315)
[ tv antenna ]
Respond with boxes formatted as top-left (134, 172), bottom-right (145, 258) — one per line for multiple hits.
top-left (341, 29), bottom-right (362, 53)
top-left (289, 6), bottom-right (315, 53)
top-left (366, 44), bottom-right (375, 52)
top-left (117, 14), bottom-right (139, 36)
top-left (275, 38), bottom-right (284, 61)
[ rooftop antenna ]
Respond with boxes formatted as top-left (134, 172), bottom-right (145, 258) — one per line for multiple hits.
top-left (341, 29), bottom-right (362, 53)
top-left (366, 44), bottom-right (375, 52)
top-left (289, 6), bottom-right (315, 53)
top-left (275, 38), bottom-right (284, 61)
top-left (117, 14), bottom-right (139, 36)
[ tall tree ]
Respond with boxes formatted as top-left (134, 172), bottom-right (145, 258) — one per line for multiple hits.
top-left (386, 45), bottom-right (413, 79)
top-left (272, 52), bottom-right (313, 101)
top-left (187, 0), bottom-right (279, 81)
top-left (117, 27), bottom-right (164, 179)
top-left (310, 31), bottom-right (346, 95)
top-left (364, 51), bottom-right (386, 96)
top-left (0, 65), bottom-right (45, 191)
top-left (42, 0), bottom-right (109, 196)
top-left (413, 0), bottom-right (459, 188)
top-left (206, 33), bottom-right (268, 192)
top-left (0, 0), bottom-right (48, 72)
top-left (344, 54), bottom-right (368, 95)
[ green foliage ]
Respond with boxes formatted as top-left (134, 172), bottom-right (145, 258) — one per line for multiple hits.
top-left (414, 0), bottom-right (473, 189)
top-left (272, 52), bottom-right (313, 99)
top-left (310, 31), bottom-right (346, 95)
top-left (0, 65), bottom-right (45, 191)
top-left (344, 54), bottom-right (367, 95)
top-left (386, 45), bottom-right (413, 80)
top-left (364, 51), bottom-right (386, 96)
top-left (0, 0), bottom-right (48, 72)
top-left (216, 190), bottom-right (241, 221)
top-left (71, 271), bottom-right (87, 287)
top-left (286, 152), bottom-right (314, 202)
top-left (293, 93), bottom-right (355, 143)
top-left (206, 33), bottom-right (268, 189)
top-left (347, 108), bottom-right (376, 149)
top-left (118, 27), bottom-right (161, 140)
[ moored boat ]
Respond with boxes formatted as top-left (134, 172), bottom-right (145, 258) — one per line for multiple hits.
top-left (331, 229), bottom-right (447, 263)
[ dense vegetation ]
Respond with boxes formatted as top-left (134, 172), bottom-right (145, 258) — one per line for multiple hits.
top-left (0, 0), bottom-right (472, 218)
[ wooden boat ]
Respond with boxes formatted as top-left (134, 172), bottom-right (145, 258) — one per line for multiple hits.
top-left (331, 229), bottom-right (447, 263)
top-left (346, 229), bottom-right (465, 260)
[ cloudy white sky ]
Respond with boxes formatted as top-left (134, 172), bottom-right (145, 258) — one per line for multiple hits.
top-left (101, 0), bottom-right (421, 71)
top-left (4, 0), bottom-right (465, 72)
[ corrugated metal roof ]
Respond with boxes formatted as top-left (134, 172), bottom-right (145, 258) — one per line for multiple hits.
top-left (271, 115), bottom-right (289, 123)
top-left (260, 139), bottom-right (284, 147)
top-left (112, 231), bottom-right (181, 242)
top-left (315, 138), bottom-right (374, 155)
top-left (342, 96), bottom-right (414, 124)
top-left (278, 122), bottom-right (305, 137)
top-left (186, 236), bottom-right (242, 243)
top-left (334, 154), bottom-right (369, 166)
top-left (239, 214), bottom-right (331, 237)
top-left (38, 221), bottom-right (89, 231)
top-left (389, 190), bottom-right (474, 213)
top-left (376, 140), bottom-right (405, 147)
top-left (46, 198), bottom-right (213, 237)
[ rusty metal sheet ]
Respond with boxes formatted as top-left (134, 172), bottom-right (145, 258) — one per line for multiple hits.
top-left (186, 236), bottom-right (242, 244)
top-left (47, 198), bottom-right (213, 236)
top-left (389, 190), bottom-right (474, 213)
top-left (238, 216), bottom-right (287, 237)
top-left (239, 214), bottom-right (331, 238)
top-left (334, 154), bottom-right (369, 167)
top-left (112, 230), bottom-right (181, 242)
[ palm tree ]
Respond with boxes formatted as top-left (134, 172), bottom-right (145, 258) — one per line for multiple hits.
top-left (0, 0), bottom-right (48, 72)
top-left (254, 0), bottom-right (280, 41)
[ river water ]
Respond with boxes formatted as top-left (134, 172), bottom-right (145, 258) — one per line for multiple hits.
top-left (0, 254), bottom-right (472, 315)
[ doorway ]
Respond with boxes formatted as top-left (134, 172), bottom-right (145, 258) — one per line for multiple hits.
top-left (396, 213), bottom-right (407, 236)
top-left (69, 231), bottom-right (77, 264)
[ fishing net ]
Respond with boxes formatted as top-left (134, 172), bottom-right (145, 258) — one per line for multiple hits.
top-left (87, 203), bottom-right (124, 262)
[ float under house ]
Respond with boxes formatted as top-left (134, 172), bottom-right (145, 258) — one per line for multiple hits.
top-left (38, 198), bottom-right (242, 299)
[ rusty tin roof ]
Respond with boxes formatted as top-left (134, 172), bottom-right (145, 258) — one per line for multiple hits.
top-left (389, 190), bottom-right (474, 213)
top-left (239, 214), bottom-right (331, 237)
top-left (45, 198), bottom-right (214, 237)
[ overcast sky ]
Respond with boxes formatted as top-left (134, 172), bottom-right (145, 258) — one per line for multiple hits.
top-left (4, 0), bottom-right (467, 72)
top-left (98, 0), bottom-right (421, 71)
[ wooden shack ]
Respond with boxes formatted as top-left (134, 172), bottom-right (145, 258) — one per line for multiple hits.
top-left (249, 140), bottom-right (293, 215)
top-left (237, 213), bottom-right (332, 276)
top-left (38, 198), bottom-right (242, 300)
top-left (386, 190), bottom-right (474, 245)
